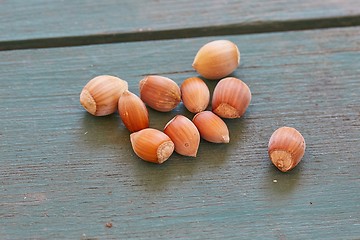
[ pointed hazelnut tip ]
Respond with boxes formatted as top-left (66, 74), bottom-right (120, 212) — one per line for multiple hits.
top-left (139, 77), bottom-right (148, 92)
top-left (129, 131), bottom-right (138, 144)
top-left (190, 151), bottom-right (198, 157)
top-left (222, 135), bottom-right (230, 143)
top-left (80, 89), bottom-right (97, 115)
top-left (184, 148), bottom-right (198, 157)
top-left (192, 54), bottom-right (198, 68)
top-left (122, 89), bottom-right (131, 95)
top-left (235, 44), bottom-right (240, 65)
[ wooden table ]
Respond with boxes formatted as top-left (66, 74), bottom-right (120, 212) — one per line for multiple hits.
top-left (1, 1), bottom-right (360, 239)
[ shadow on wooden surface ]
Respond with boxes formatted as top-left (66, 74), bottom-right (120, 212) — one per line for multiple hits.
top-left (2, 15), bottom-right (360, 51)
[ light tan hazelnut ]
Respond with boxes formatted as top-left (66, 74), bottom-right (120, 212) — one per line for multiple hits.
top-left (80, 75), bottom-right (128, 116)
top-left (192, 40), bottom-right (240, 80)
top-left (181, 77), bottom-right (210, 113)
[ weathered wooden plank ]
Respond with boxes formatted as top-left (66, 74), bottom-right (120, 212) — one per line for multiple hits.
top-left (0, 27), bottom-right (359, 239)
top-left (1, 0), bottom-right (360, 44)
top-left (3, 15), bottom-right (360, 51)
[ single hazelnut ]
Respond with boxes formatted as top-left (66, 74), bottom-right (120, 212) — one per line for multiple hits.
top-left (180, 77), bottom-right (210, 113)
top-left (192, 111), bottom-right (229, 143)
top-left (139, 75), bottom-right (181, 112)
top-left (212, 77), bottom-right (251, 118)
top-left (192, 40), bottom-right (240, 80)
top-left (268, 126), bottom-right (306, 172)
top-left (164, 115), bottom-right (200, 157)
top-left (80, 75), bottom-right (128, 116)
top-left (118, 90), bottom-right (149, 133)
top-left (130, 128), bottom-right (174, 164)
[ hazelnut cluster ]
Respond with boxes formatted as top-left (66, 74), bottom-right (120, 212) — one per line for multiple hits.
top-left (80, 40), bottom-right (305, 172)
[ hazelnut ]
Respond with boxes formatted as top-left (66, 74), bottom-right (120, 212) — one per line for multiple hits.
top-left (180, 77), bottom-right (210, 113)
top-left (192, 111), bottom-right (229, 143)
top-left (268, 126), bottom-right (306, 172)
top-left (192, 40), bottom-right (240, 80)
top-left (212, 77), bottom-right (251, 118)
top-left (139, 75), bottom-right (181, 112)
top-left (130, 128), bottom-right (174, 164)
top-left (118, 90), bottom-right (149, 133)
top-left (164, 115), bottom-right (200, 157)
top-left (80, 75), bottom-right (128, 116)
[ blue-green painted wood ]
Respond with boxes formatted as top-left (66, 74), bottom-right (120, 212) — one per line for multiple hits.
top-left (1, 0), bottom-right (360, 42)
top-left (0, 27), bottom-right (359, 239)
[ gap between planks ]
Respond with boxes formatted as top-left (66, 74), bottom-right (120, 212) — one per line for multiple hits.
top-left (1, 15), bottom-right (360, 51)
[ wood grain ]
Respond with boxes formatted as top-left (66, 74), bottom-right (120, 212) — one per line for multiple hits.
top-left (1, 0), bottom-right (360, 47)
top-left (0, 27), bottom-right (359, 239)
